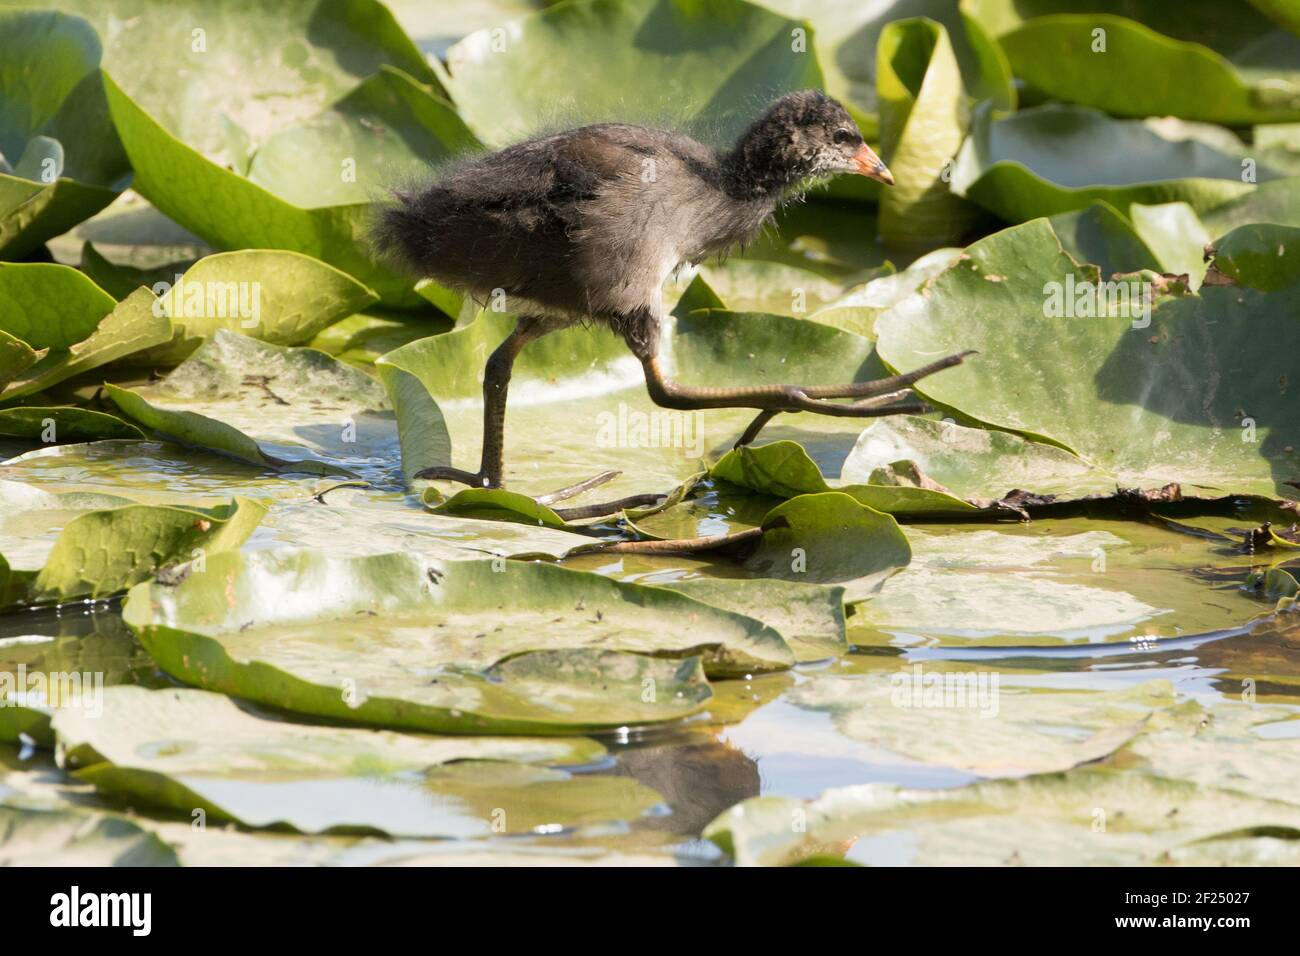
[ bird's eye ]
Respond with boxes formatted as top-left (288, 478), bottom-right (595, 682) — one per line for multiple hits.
top-left (832, 128), bottom-right (855, 145)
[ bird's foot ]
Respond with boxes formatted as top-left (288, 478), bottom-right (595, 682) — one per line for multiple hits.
top-left (732, 350), bottom-right (974, 448)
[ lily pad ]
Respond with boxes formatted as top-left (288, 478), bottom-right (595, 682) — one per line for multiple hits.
top-left (2, 288), bottom-right (172, 403)
top-left (967, 0), bottom-right (1300, 125)
top-left (757, 1), bottom-right (1014, 125)
top-left (848, 519), bottom-right (1268, 647)
top-left (0, 262), bottom-right (114, 349)
top-left (952, 103), bottom-right (1266, 223)
top-left (876, 18), bottom-right (980, 248)
top-left (53, 686), bottom-right (628, 836)
top-left (0, 406), bottom-right (144, 442)
top-left (1203, 176), bottom-right (1300, 233)
top-left (442, 0), bottom-right (823, 149)
top-left (875, 218), bottom-right (1300, 497)
top-left (790, 672), bottom-right (1176, 776)
top-left (377, 309), bottom-right (907, 502)
top-left (137, 250), bottom-right (379, 365)
top-left (120, 547), bottom-right (793, 731)
top-left (0, 804), bottom-right (176, 865)
top-left (0, 480), bottom-right (264, 607)
top-left (705, 764), bottom-right (1300, 865)
top-left (102, 59), bottom-right (470, 304)
top-left (0, 10), bottom-right (129, 260)
top-left (711, 439), bottom-right (980, 515)
top-left (106, 330), bottom-right (393, 476)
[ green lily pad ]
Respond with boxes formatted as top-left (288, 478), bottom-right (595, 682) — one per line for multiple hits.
top-left (53, 686), bottom-right (626, 836)
top-left (842, 415), bottom-right (1111, 499)
top-left (807, 248), bottom-right (963, 338)
top-left (2, 288), bottom-right (172, 403)
top-left (443, 0), bottom-right (823, 149)
top-left (1047, 201), bottom-right (1160, 278)
top-left (307, 311), bottom-right (448, 367)
top-left (791, 672), bottom-right (1175, 776)
top-left (106, 330), bottom-right (393, 476)
top-left (0, 10), bottom-right (129, 260)
top-left (121, 547), bottom-right (794, 731)
top-left (0, 481), bottom-right (264, 607)
top-left (0, 262), bottom-right (114, 349)
top-left (1116, 700), bottom-right (1300, 807)
top-left (377, 309), bottom-right (907, 502)
top-left (967, 0), bottom-right (1300, 125)
top-left (658, 578), bottom-right (847, 662)
top-left (757, 1), bottom-right (1014, 125)
top-left (0, 330), bottom-right (39, 390)
top-left (667, 261), bottom-right (846, 318)
top-left (876, 18), bottom-right (980, 248)
top-left (1128, 201), bottom-right (1212, 287)
top-left (124, 547), bottom-right (793, 683)
top-left (705, 764), bottom-right (1300, 865)
top-left (849, 519), bottom-right (1268, 647)
top-left (875, 218), bottom-right (1300, 497)
top-left (0, 406), bottom-right (144, 442)
top-left (741, 492), bottom-right (911, 602)
top-left (1209, 222), bottom-right (1300, 290)
top-left (952, 103), bottom-right (1266, 223)
top-left (102, 57), bottom-right (469, 304)
top-left (137, 249), bottom-right (379, 365)
top-left (711, 439), bottom-right (980, 515)
top-left (1203, 176), bottom-right (1300, 233)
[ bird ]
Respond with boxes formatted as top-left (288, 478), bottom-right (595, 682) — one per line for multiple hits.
top-left (374, 89), bottom-right (969, 497)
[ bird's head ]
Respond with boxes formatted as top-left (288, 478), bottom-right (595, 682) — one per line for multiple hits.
top-left (727, 90), bottom-right (892, 196)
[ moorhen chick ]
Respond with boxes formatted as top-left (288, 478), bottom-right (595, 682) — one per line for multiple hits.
top-left (375, 90), bottom-right (969, 493)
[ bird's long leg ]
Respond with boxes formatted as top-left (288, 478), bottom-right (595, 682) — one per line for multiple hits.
top-left (636, 351), bottom-right (971, 445)
top-left (416, 316), bottom-right (559, 489)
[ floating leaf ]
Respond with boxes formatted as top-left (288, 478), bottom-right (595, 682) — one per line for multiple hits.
top-left (107, 330), bottom-right (392, 476)
top-left (443, 0), bottom-right (823, 149)
top-left (875, 219), bottom-right (1300, 497)
top-left (138, 250), bottom-right (378, 365)
top-left (120, 548), bottom-right (794, 732)
top-left (705, 764), bottom-right (1300, 865)
top-left (876, 18), bottom-right (980, 248)
top-left (0, 10), bottom-right (128, 259)
top-left (967, 0), bottom-right (1300, 125)
top-left (54, 686), bottom-right (623, 836)
top-left (952, 103), bottom-right (1265, 223)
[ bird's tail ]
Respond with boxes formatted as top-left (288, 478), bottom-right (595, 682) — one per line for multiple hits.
top-left (369, 189), bottom-right (437, 275)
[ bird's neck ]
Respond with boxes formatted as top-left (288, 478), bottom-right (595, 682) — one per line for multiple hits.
top-left (721, 135), bottom-right (804, 202)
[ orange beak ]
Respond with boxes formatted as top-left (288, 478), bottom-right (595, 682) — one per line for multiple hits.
top-left (853, 143), bottom-right (894, 185)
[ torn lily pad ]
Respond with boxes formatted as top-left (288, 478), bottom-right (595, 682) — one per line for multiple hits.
top-left (876, 218), bottom-right (1300, 497)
